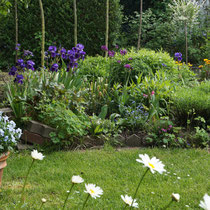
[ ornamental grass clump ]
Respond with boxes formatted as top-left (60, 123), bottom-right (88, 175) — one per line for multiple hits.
top-left (0, 112), bottom-right (22, 154)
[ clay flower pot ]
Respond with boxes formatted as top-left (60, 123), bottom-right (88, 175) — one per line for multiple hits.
top-left (0, 152), bottom-right (10, 187)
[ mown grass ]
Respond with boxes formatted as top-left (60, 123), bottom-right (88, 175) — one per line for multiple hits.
top-left (0, 148), bottom-right (209, 209)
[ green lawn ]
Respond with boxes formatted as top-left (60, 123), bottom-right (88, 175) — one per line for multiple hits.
top-left (0, 148), bottom-right (209, 209)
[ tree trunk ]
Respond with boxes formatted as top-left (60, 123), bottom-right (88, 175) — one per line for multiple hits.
top-left (15, 0), bottom-right (18, 63)
top-left (185, 22), bottom-right (188, 64)
top-left (39, 0), bottom-right (45, 68)
top-left (105, 0), bottom-right (109, 58)
top-left (74, 0), bottom-right (77, 46)
top-left (137, 0), bottom-right (143, 51)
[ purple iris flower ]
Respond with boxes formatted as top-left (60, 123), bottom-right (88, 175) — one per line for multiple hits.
top-left (175, 52), bottom-right (182, 58)
top-left (177, 57), bottom-right (182, 61)
top-left (128, 57), bottom-right (133, 60)
top-left (115, 45), bottom-right (119, 49)
top-left (24, 50), bottom-right (34, 57)
top-left (101, 45), bottom-right (108, 51)
top-left (15, 43), bottom-right (20, 51)
top-left (108, 50), bottom-right (115, 57)
top-left (76, 44), bottom-right (84, 50)
top-left (120, 49), bottom-right (127, 56)
top-left (14, 74), bottom-right (24, 84)
top-left (124, 64), bottom-right (131, 69)
top-left (27, 60), bottom-right (35, 70)
top-left (9, 66), bottom-right (17, 76)
top-left (117, 60), bottom-right (121, 63)
top-left (162, 63), bottom-right (167, 67)
top-left (48, 46), bottom-right (57, 52)
top-left (50, 63), bottom-right (59, 72)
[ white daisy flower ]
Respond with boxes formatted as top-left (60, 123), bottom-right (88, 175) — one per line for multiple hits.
top-left (136, 154), bottom-right (166, 174)
top-left (121, 195), bottom-right (138, 208)
top-left (84, 184), bottom-right (103, 199)
top-left (41, 198), bottom-right (47, 203)
top-left (71, 175), bottom-right (84, 184)
top-left (172, 193), bottom-right (180, 202)
top-left (31, 150), bottom-right (45, 160)
top-left (199, 194), bottom-right (210, 210)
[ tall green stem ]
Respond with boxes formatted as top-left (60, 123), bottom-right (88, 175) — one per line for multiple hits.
top-left (82, 194), bottom-right (90, 210)
top-left (62, 183), bottom-right (75, 210)
top-left (137, 0), bottom-right (143, 51)
top-left (15, 0), bottom-right (18, 63)
top-left (130, 168), bottom-right (149, 209)
top-left (185, 21), bottom-right (188, 64)
top-left (39, 0), bottom-right (45, 68)
top-left (105, 0), bottom-right (109, 58)
top-left (74, 0), bottom-right (77, 46)
top-left (20, 159), bottom-right (35, 202)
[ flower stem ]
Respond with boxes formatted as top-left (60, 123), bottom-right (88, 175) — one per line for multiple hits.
top-left (123, 204), bottom-right (127, 209)
top-left (39, 202), bottom-right (44, 210)
top-left (20, 159), bottom-right (35, 202)
top-left (82, 194), bottom-right (90, 210)
top-left (62, 183), bottom-right (75, 210)
top-left (162, 200), bottom-right (173, 210)
top-left (130, 168), bottom-right (149, 209)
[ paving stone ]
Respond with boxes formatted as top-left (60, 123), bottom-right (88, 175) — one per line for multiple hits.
top-left (83, 136), bottom-right (104, 147)
top-left (21, 130), bottom-right (50, 145)
top-left (17, 142), bottom-right (33, 150)
top-left (0, 108), bottom-right (13, 117)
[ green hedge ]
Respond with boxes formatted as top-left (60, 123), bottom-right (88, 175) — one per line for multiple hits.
top-left (171, 81), bottom-right (210, 125)
top-left (78, 48), bottom-right (192, 85)
top-left (0, 0), bottom-right (122, 69)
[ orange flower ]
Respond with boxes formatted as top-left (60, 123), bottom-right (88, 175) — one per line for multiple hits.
top-left (199, 65), bottom-right (203, 68)
top-left (206, 60), bottom-right (210, 64)
top-left (203, 59), bottom-right (208, 62)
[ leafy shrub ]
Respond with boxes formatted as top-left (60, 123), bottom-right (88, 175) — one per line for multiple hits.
top-left (0, 0), bottom-right (122, 69)
top-left (171, 80), bottom-right (210, 125)
top-left (38, 101), bottom-right (90, 145)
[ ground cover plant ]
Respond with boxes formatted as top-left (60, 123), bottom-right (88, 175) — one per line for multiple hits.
top-left (0, 148), bottom-right (209, 209)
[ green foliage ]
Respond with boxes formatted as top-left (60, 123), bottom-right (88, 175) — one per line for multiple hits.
top-left (0, 0), bottom-right (122, 68)
top-left (172, 80), bottom-right (210, 125)
top-left (38, 101), bottom-right (90, 145)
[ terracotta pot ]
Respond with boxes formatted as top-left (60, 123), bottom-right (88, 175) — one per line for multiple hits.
top-left (0, 152), bottom-right (10, 187)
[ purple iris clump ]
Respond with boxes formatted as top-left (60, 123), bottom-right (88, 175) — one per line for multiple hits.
top-left (24, 50), bottom-right (34, 57)
top-left (27, 60), bottom-right (35, 70)
top-left (162, 63), bottom-right (167, 67)
top-left (101, 45), bottom-right (108, 51)
top-left (120, 49), bottom-right (127, 56)
top-left (124, 64), bottom-right (131, 69)
top-left (9, 66), bottom-right (17, 76)
top-left (14, 74), bottom-right (24, 84)
top-left (60, 48), bottom-right (67, 59)
top-left (50, 63), bottom-right (59, 72)
top-left (108, 50), bottom-right (115, 57)
top-left (128, 57), bottom-right (133, 60)
top-left (177, 56), bottom-right (182, 62)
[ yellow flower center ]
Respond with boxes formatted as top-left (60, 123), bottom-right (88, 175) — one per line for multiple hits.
top-left (149, 163), bottom-right (155, 169)
top-left (90, 189), bottom-right (95, 194)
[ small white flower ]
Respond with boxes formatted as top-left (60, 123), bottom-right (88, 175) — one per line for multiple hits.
top-left (66, 190), bottom-right (70, 193)
top-left (84, 184), bottom-right (103, 199)
top-left (173, 173), bottom-right (177, 175)
top-left (136, 154), bottom-right (166, 174)
top-left (31, 150), bottom-right (45, 160)
top-left (71, 175), bottom-right (84, 184)
top-left (199, 194), bottom-right (210, 210)
top-left (121, 195), bottom-right (138, 208)
top-left (172, 193), bottom-right (180, 202)
top-left (177, 177), bottom-right (181, 180)
top-left (41, 198), bottom-right (47, 203)
top-left (185, 205), bottom-right (189, 207)
top-left (151, 192), bottom-right (155, 194)
top-left (187, 174), bottom-right (190, 177)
